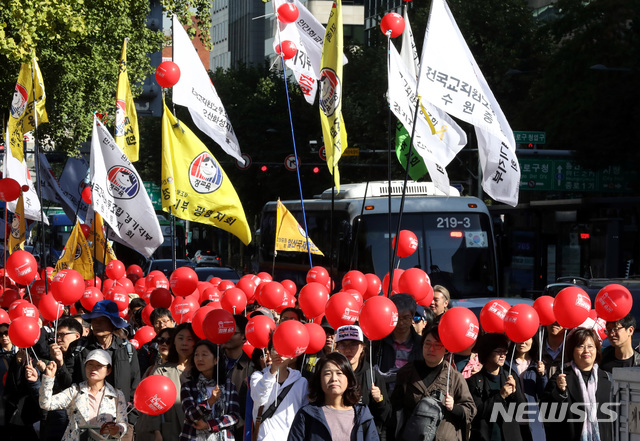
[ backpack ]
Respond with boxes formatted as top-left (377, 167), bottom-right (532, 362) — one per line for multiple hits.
top-left (401, 394), bottom-right (444, 441)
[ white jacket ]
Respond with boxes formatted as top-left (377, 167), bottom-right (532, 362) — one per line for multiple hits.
top-left (250, 367), bottom-right (308, 441)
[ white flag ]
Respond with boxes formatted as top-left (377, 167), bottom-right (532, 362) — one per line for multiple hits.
top-left (172, 15), bottom-right (244, 164)
top-left (89, 116), bottom-right (163, 258)
top-left (418, 0), bottom-right (520, 206)
top-left (400, 6), bottom-right (420, 79)
top-left (388, 44), bottom-right (467, 194)
top-left (3, 126), bottom-right (48, 224)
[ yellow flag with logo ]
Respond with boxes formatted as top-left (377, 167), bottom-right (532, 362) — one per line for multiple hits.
top-left (88, 213), bottom-right (117, 265)
top-left (161, 99), bottom-right (251, 245)
top-left (115, 39), bottom-right (139, 162)
top-left (8, 194), bottom-right (25, 254)
top-left (276, 200), bottom-right (323, 256)
top-left (8, 57), bottom-right (48, 162)
top-left (319, 0), bottom-right (347, 191)
top-left (54, 222), bottom-right (94, 278)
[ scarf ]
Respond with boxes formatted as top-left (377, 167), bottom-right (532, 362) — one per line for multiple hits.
top-left (195, 374), bottom-right (227, 441)
top-left (571, 361), bottom-right (601, 441)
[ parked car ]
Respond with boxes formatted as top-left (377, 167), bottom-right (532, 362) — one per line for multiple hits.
top-left (143, 259), bottom-right (195, 277)
top-left (194, 266), bottom-right (241, 283)
top-left (192, 250), bottom-right (221, 267)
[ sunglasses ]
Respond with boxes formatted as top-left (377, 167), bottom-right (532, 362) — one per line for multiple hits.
top-left (156, 337), bottom-right (171, 345)
top-left (0, 331), bottom-right (8, 337)
top-left (413, 316), bottom-right (424, 324)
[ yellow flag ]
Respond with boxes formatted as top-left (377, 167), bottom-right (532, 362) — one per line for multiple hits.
top-left (54, 222), bottom-right (94, 278)
top-left (276, 200), bottom-right (323, 256)
top-left (8, 57), bottom-right (48, 162)
top-left (319, 0), bottom-right (347, 191)
top-left (115, 39), bottom-right (140, 162)
top-left (161, 99), bottom-right (252, 245)
top-left (8, 194), bottom-right (25, 253)
top-left (54, 221), bottom-right (80, 274)
top-left (88, 213), bottom-right (117, 265)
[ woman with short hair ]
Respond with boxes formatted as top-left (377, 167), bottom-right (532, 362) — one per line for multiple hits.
top-left (287, 352), bottom-right (379, 441)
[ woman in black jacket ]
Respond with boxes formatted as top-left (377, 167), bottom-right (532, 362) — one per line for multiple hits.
top-left (540, 328), bottom-right (613, 441)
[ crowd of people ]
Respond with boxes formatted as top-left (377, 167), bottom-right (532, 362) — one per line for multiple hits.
top-left (0, 281), bottom-right (637, 441)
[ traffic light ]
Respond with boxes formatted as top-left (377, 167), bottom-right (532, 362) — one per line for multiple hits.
top-left (313, 167), bottom-right (320, 174)
top-left (260, 165), bottom-right (268, 172)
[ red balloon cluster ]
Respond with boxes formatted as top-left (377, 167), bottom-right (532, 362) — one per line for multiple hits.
top-left (155, 61), bottom-right (181, 88)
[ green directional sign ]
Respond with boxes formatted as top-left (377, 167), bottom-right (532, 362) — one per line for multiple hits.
top-left (514, 131), bottom-right (546, 144)
top-left (519, 158), bottom-right (635, 192)
top-left (143, 181), bottom-right (163, 210)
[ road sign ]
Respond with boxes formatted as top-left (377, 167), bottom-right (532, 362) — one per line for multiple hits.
top-left (342, 147), bottom-right (360, 157)
top-left (519, 158), bottom-right (635, 192)
top-left (319, 146), bottom-right (326, 161)
top-left (236, 153), bottom-right (252, 170)
top-left (514, 131), bottom-right (546, 144)
top-left (143, 181), bottom-right (162, 210)
top-left (284, 154), bottom-right (299, 171)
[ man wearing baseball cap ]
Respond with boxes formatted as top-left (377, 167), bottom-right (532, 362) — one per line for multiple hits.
top-left (335, 325), bottom-right (391, 432)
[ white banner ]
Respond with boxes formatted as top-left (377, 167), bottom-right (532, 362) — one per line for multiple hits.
top-left (89, 117), bottom-right (163, 258)
top-left (417, 0), bottom-right (520, 206)
top-left (172, 15), bottom-right (244, 165)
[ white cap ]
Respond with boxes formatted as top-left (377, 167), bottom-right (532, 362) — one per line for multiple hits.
top-left (335, 325), bottom-right (364, 343)
top-left (85, 349), bottom-right (112, 366)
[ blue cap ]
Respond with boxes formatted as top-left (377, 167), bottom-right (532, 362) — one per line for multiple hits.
top-left (81, 300), bottom-right (128, 329)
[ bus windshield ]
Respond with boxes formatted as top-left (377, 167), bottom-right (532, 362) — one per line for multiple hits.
top-left (352, 212), bottom-right (497, 299)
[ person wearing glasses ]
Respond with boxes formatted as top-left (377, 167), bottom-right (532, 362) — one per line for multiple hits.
top-left (335, 325), bottom-right (391, 433)
top-left (467, 333), bottom-right (526, 441)
top-left (391, 326), bottom-right (476, 441)
top-left (600, 313), bottom-right (640, 372)
top-left (541, 328), bottom-right (613, 441)
top-left (412, 305), bottom-right (435, 336)
top-left (139, 307), bottom-right (177, 377)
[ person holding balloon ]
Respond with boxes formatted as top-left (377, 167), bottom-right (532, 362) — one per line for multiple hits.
top-left (287, 352), bottom-right (380, 441)
top-left (250, 339), bottom-right (308, 441)
top-left (37, 349), bottom-right (129, 440)
top-left (540, 328), bottom-right (613, 441)
top-left (541, 321), bottom-right (566, 379)
top-left (466, 333), bottom-right (527, 441)
top-left (601, 313), bottom-right (640, 372)
top-left (180, 339), bottom-right (241, 441)
top-left (390, 325), bottom-right (476, 441)
top-left (334, 325), bottom-right (391, 432)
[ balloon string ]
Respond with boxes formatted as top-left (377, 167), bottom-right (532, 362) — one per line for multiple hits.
top-left (30, 347), bottom-right (40, 362)
top-left (560, 329), bottom-right (567, 375)
top-left (275, 369), bottom-right (280, 408)
top-left (369, 344), bottom-right (374, 388)
top-left (539, 327), bottom-right (544, 362)
top-left (446, 352), bottom-right (452, 396)
top-left (509, 345), bottom-right (516, 377)
top-left (216, 345), bottom-right (220, 386)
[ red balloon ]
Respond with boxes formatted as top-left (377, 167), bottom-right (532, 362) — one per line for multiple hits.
top-left (170, 296), bottom-right (197, 324)
top-left (382, 269), bottom-right (404, 296)
top-left (135, 278), bottom-right (146, 295)
top-left (298, 282), bottom-right (329, 319)
top-left (392, 230), bottom-right (418, 257)
top-left (147, 271), bottom-right (169, 290)
top-left (130, 339), bottom-right (140, 349)
top-left (170, 267), bottom-right (199, 297)
top-left (533, 296), bottom-right (556, 326)
top-left (246, 315), bottom-right (277, 349)
top-left (127, 264), bottom-right (144, 278)
top-left (304, 322), bottom-right (326, 354)
top-left (81, 186), bottom-right (92, 204)
top-left (79, 224), bottom-right (91, 239)
top-left (108, 286), bottom-right (129, 312)
top-left (256, 272), bottom-right (273, 285)
top-left (281, 279), bottom-right (297, 297)
top-left (200, 286), bottom-right (222, 307)
top-left (553, 286), bottom-right (591, 329)
top-left (105, 260), bottom-right (126, 280)
top-left (342, 271), bottom-right (368, 295)
top-left (86, 276), bottom-right (102, 291)
top-left (51, 269), bottom-right (85, 305)
top-left (142, 303), bottom-right (154, 326)
top-left (203, 308), bottom-right (236, 344)
top-left (588, 310), bottom-right (608, 341)
top-left (306, 267), bottom-right (330, 287)
top-left (0, 309), bottom-right (10, 325)
top-left (438, 307), bottom-right (479, 353)
top-left (398, 268), bottom-right (433, 303)
top-left (363, 273), bottom-right (381, 299)
top-left (0, 178), bottom-right (21, 202)
top-left (359, 296), bottom-right (398, 341)
top-left (8, 300), bottom-right (38, 321)
top-left (192, 305), bottom-right (216, 340)
top-left (155, 61), bottom-right (181, 88)
top-left (504, 304), bottom-right (540, 343)
top-left (31, 280), bottom-right (47, 303)
top-left (272, 320), bottom-right (309, 358)
top-left (257, 281), bottom-right (285, 310)
top-left (380, 12), bottom-right (405, 38)
top-left (243, 341), bottom-right (255, 359)
top-left (221, 287), bottom-right (247, 314)
top-left (6, 250), bottom-right (38, 285)
top-left (134, 375), bottom-right (177, 416)
top-left (236, 276), bottom-right (257, 303)
top-left (276, 40), bottom-right (297, 60)
top-left (277, 3), bottom-right (299, 23)
top-left (38, 293), bottom-right (64, 322)
top-left (118, 277), bottom-right (134, 293)
top-left (217, 280), bottom-right (236, 292)
top-left (479, 299), bottom-right (510, 333)
top-left (134, 326), bottom-right (156, 347)
top-left (81, 287), bottom-right (104, 312)
top-left (8, 317), bottom-right (40, 348)
top-left (325, 292), bottom-right (360, 329)
top-left (150, 288), bottom-right (173, 309)
top-left (343, 289), bottom-right (363, 309)
top-left (1, 289), bottom-right (22, 308)
top-left (275, 290), bottom-right (291, 314)
top-left (595, 284), bottom-right (633, 322)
